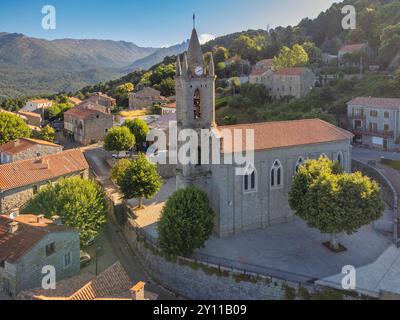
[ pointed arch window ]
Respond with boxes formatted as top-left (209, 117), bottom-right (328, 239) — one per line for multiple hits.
top-left (295, 157), bottom-right (305, 174)
top-left (271, 160), bottom-right (283, 189)
top-left (243, 163), bottom-right (257, 193)
top-left (194, 89), bottom-right (201, 120)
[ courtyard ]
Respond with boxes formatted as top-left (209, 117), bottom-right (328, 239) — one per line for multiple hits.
top-left (132, 178), bottom-right (393, 283)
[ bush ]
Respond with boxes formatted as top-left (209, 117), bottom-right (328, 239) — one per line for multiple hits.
top-left (158, 187), bottom-right (215, 257)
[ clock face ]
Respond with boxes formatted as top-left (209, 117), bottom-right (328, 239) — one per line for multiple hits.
top-left (195, 66), bottom-right (203, 76)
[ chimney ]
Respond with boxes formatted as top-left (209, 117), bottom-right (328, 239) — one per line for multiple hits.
top-left (51, 215), bottom-right (62, 225)
top-left (9, 222), bottom-right (19, 234)
top-left (130, 282), bottom-right (145, 300)
top-left (37, 215), bottom-right (45, 223)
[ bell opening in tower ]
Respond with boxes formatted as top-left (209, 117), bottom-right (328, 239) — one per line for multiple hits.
top-left (194, 89), bottom-right (201, 120)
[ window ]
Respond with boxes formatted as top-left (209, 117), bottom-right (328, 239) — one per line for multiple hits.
top-left (337, 152), bottom-right (343, 167)
top-left (370, 110), bottom-right (378, 117)
top-left (45, 242), bottom-right (56, 257)
top-left (271, 160), bottom-right (283, 189)
top-left (295, 157), bottom-right (305, 173)
top-left (369, 123), bottom-right (378, 132)
top-left (384, 124), bottom-right (390, 132)
top-left (244, 164), bottom-right (257, 193)
top-left (384, 112), bottom-right (390, 118)
top-left (96, 115), bottom-right (100, 119)
top-left (36, 153), bottom-right (41, 157)
top-left (354, 120), bottom-right (362, 129)
top-left (194, 89), bottom-right (201, 120)
top-left (64, 252), bottom-right (72, 268)
top-left (33, 185), bottom-right (38, 195)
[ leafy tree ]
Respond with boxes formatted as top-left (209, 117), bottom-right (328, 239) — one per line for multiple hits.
top-left (149, 64), bottom-right (176, 87)
top-left (117, 153), bottom-right (163, 208)
top-left (157, 187), bottom-right (215, 257)
top-left (302, 41), bottom-right (322, 65)
top-left (379, 23), bottom-right (400, 69)
top-left (116, 82), bottom-right (135, 95)
top-left (273, 44), bottom-right (309, 70)
top-left (111, 159), bottom-right (131, 184)
top-left (40, 125), bottom-right (56, 142)
top-left (124, 118), bottom-right (149, 150)
top-left (0, 112), bottom-right (31, 144)
top-left (213, 46), bottom-right (229, 64)
top-left (104, 127), bottom-right (135, 152)
top-left (139, 71), bottom-right (152, 87)
top-left (157, 77), bottom-right (175, 96)
top-left (229, 35), bottom-right (261, 64)
top-left (23, 177), bottom-right (107, 246)
top-left (289, 157), bottom-right (384, 250)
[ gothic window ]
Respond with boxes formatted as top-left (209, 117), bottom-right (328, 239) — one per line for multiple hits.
top-left (271, 160), bottom-right (283, 189)
top-left (194, 89), bottom-right (201, 120)
top-left (295, 157), bottom-right (305, 174)
top-left (244, 164), bottom-right (257, 193)
top-left (337, 152), bottom-right (343, 167)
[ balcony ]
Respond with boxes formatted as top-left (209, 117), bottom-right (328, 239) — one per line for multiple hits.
top-left (349, 114), bottom-right (366, 121)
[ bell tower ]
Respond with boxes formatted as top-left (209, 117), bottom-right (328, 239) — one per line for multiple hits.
top-left (175, 26), bottom-right (216, 190)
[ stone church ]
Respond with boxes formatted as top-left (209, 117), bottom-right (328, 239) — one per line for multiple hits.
top-left (174, 28), bottom-right (353, 237)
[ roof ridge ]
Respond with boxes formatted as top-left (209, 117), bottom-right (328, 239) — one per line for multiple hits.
top-left (218, 118), bottom-right (321, 129)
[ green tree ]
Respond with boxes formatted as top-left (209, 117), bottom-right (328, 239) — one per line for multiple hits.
top-left (124, 118), bottom-right (149, 150)
top-left (149, 64), bottom-right (176, 86)
top-left (40, 125), bottom-right (56, 142)
top-left (273, 44), bottom-right (309, 70)
top-left (157, 187), bottom-right (215, 257)
top-left (158, 77), bottom-right (175, 96)
top-left (23, 177), bottom-right (107, 246)
top-left (229, 35), bottom-right (261, 64)
top-left (0, 112), bottom-right (31, 144)
top-left (116, 82), bottom-right (135, 95)
top-left (104, 127), bottom-right (135, 152)
top-left (213, 46), bottom-right (229, 64)
top-left (111, 159), bottom-right (131, 184)
top-left (302, 41), bottom-right (322, 65)
top-left (117, 153), bottom-right (163, 208)
top-left (289, 157), bottom-right (384, 250)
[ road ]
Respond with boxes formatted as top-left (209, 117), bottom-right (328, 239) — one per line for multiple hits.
top-left (352, 146), bottom-right (400, 163)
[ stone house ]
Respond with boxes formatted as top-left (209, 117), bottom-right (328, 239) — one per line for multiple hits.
top-left (128, 87), bottom-right (169, 110)
top-left (17, 261), bottom-right (157, 300)
top-left (161, 101), bottom-right (176, 116)
top-left (347, 97), bottom-right (400, 151)
top-left (338, 43), bottom-right (371, 68)
top-left (249, 68), bottom-right (274, 91)
top-left (271, 67), bottom-right (315, 99)
top-left (64, 106), bottom-right (114, 145)
top-left (86, 92), bottom-right (116, 110)
top-left (0, 214), bottom-right (80, 298)
top-left (0, 138), bottom-right (63, 164)
top-left (0, 149), bottom-right (89, 213)
top-left (254, 59), bottom-right (274, 70)
top-left (22, 99), bottom-right (53, 113)
top-left (17, 111), bottom-right (42, 127)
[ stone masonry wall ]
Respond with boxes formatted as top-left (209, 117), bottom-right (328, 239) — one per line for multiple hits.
top-left (11, 145), bottom-right (63, 163)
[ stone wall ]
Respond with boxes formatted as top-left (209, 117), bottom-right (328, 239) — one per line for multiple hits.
top-left (11, 145), bottom-right (63, 163)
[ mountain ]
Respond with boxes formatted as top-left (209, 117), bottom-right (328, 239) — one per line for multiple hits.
top-left (123, 41), bottom-right (189, 72)
top-left (0, 33), bottom-right (158, 97)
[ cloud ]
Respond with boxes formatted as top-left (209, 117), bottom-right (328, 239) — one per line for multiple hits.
top-left (198, 33), bottom-right (216, 45)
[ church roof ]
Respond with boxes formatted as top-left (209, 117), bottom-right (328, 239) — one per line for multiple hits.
top-left (187, 28), bottom-right (204, 70)
top-left (218, 119), bottom-right (353, 153)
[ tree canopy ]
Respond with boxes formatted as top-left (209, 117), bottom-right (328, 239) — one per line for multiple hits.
top-left (0, 112), bottom-right (32, 144)
top-left (124, 118), bottom-right (149, 149)
top-left (104, 126), bottom-right (135, 152)
top-left (273, 44), bottom-right (309, 70)
top-left (23, 177), bottom-right (107, 246)
top-left (40, 125), bottom-right (56, 142)
top-left (157, 187), bottom-right (215, 257)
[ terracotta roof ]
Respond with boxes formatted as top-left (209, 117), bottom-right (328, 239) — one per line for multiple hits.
top-left (348, 97), bottom-right (400, 110)
top-left (250, 68), bottom-right (271, 76)
top-left (274, 67), bottom-right (308, 76)
top-left (0, 214), bottom-right (77, 263)
top-left (0, 149), bottom-right (88, 191)
top-left (218, 119), bottom-right (353, 153)
top-left (162, 102), bottom-right (176, 109)
top-left (68, 97), bottom-right (82, 105)
top-left (64, 106), bottom-right (106, 119)
top-left (18, 111), bottom-right (42, 118)
top-left (18, 261), bottom-right (158, 300)
top-left (339, 43), bottom-right (366, 54)
top-left (0, 138), bottom-right (61, 155)
top-left (29, 99), bottom-right (52, 104)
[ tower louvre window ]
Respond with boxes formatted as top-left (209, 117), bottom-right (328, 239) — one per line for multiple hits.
top-left (194, 89), bottom-right (201, 120)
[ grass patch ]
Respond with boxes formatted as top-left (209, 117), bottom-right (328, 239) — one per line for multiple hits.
top-left (381, 159), bottom-right (400, 170)
top-left (119, 109), bottom-right (150, 118)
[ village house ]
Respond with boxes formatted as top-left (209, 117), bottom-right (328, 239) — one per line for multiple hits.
top-left (17, 261), bottom-right (157, 300)
top-left (271, 67), bottom-right (315, 99)
top-left (86, 92), bottom-right (116, 110)
top-left (0, 149), bottom-right (89, 213)
top-left (254, 58), bottom-right (274, 70)
top-left (22, 99), bottom-right (53, 113)
top-left (347, 97), bottom-right (400, 151)
top-left (68, 97), bottom-right (82, 105)
top-left (128, 87), bottom-right (169, 110)
top-left (0, 214), bottom-right (80, 298)
top-left (249, 67), bottom-right (274, 90)
top-left (17, 110), bottom-right (42, 127)
top-left (338, 43), bottom-right (371, 68)
top-left (161, 101), bottom-right (177, 116)
top-left (64, 105), bottom-right (114, 145)
top-left (0, 138), bottom-right (62, 164)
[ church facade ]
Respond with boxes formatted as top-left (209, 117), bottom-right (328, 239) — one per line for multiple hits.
top-left (174, 28), bottom-right (354, 237)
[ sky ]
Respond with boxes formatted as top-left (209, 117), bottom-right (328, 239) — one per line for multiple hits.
top-left (0, 0), bottom-right (339, 47)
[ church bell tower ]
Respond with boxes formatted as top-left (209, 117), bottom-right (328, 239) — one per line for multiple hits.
top-left (175, 25), bottom-right (217, 190)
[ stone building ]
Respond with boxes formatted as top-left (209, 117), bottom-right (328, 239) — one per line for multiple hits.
top-left (249, 68), bottom-right (274, 90)
top-left (17, 261), bottom-right (157, 300)
top-left (22, 99), bottom-right (53, 113)
top-left (0, 149), bottom-right (89, 213)
top-left (0, 138), bottom-right (62, 164)
top-left (338, 43), bottom-right (371, 68)
top-left (86, 92), bottom-right (116, 110)
top-left (347, 97), bottom-right (400, 151)
top-left (271, 67), bottom-right (315, 99)
top-left (174, 27), bottom-right (353, 237)
top-left (0, 214), bottom-right (80, 298)
top-left (161, 101), bottom-right (176, 116)
top-left (128, 87), bottom-right (169, 110)
top-left (64, 105), bottom-right (114, 145)
top-left (17, 111), bottom-right (42, 127)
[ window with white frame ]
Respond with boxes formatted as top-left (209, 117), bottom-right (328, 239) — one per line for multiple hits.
top-left (295, 157), bottom-right (305, 173)
top-left (243, 164), bottom-right (257, 193)
top-left (64, 252), bottom-right (72, 268)
top-left (271, 160), bottom-right (283, 188)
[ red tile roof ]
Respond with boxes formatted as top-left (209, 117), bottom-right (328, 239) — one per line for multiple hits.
top-left (218, 119), bottom-right (353, 153)
top-left (162, 102), bottom-right (176, 109)
top-left (68, 97), bottom-right (82, 105)
top-left (0, 214), bottom-right (77, 263)
top-left (339, 43), bottom-right (366, 54)
top-left (274, 67), bottom-right (308, 76)
top-left (0, 138), bottom-right (61, 155)
top-left (0, 149), bottom-right (88, 191)
top-left (348, 97), bottom-right (400, 110)
top-left (250, 68), bottom-right (271, 76)
top-left (64, 106), bottom-right (103, 119)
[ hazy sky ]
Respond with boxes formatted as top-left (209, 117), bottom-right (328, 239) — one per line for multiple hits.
top-left (0, 0), bottom-right (339, 47)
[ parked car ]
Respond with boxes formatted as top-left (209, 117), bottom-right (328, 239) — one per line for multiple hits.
top-left (80, 251), bottom-right (91, 268)
top-left (112, 151), bottom-right (131, 159)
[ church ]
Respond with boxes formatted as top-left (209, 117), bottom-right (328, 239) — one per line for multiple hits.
top-left (173, 27), bottom-right (353, 237)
